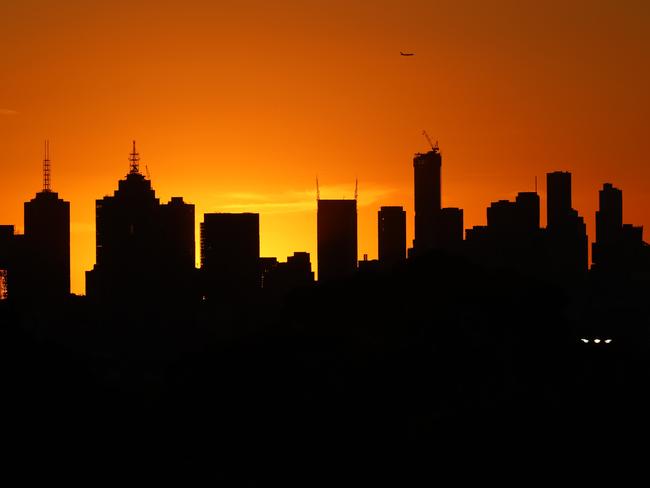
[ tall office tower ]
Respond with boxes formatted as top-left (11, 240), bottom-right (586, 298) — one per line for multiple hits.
top-left (86, 142), bottom-right (196, 302)
top-left (595, 183), bottom-right (623, 246)
top-left (200, 212), bottom-right (260, 299)
top-left (413, 144), bottom-right (441, 252)
top-left (317, 199), bottom-right (357, 282)
top-left (547, 171), bottom-right (572, 229)
top-left (160, 197), bottom-right (195, 270)
top-left (23, 141), bottom-right (71, 300)
top-left (378, 206), bottom-right (406, 267)
top-left (591, 183), bottom-right (645, 271)
top-left (545, 171), bottom-right (588, 279)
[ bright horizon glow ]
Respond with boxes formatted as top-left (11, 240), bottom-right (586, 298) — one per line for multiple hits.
top-left (1, 1), bottom-right (649, 294)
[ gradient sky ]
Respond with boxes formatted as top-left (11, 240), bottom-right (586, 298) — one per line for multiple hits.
top-left (1, 0), bottom-right (648, 294)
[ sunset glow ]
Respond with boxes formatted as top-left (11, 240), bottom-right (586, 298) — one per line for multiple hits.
top-left (1, 0), bottom-right (648, 294)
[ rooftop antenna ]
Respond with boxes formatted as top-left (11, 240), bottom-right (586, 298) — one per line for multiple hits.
top-left (316, 176), bottom-right (320, 201)
top-left (146, 165), bottom-right (151, 179)
top-left (422, 130), bottom-right (438, 152)
top-left (129, 140), bottom-right (140, 174)
top-left (535, 176), bottom-right (538, 193)
top-left (43, 140), bottom-right (51, 192)
top-left (354, 178), bottom-right (358, 200)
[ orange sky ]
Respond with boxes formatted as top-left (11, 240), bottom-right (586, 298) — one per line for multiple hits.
top-left (1, 0), bottom-right (649, 294)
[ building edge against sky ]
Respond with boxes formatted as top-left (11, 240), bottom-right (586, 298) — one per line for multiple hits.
top-left (2, 139), bottom-right (650, 300)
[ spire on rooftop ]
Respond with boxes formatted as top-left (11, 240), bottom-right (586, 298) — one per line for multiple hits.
top-left (43, 140), bottom-right (51, 192)
top-left (129, 140), bottom-right (140, 174)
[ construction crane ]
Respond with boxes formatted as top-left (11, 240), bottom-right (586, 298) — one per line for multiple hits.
top-left (422, 130), bottom-right (438, 152)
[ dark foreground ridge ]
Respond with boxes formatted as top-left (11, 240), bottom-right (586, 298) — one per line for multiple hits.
top-left (1, 252), bottom-right (649, 478)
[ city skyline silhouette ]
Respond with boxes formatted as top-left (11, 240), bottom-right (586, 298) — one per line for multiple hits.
top-left (2, 2), bottom-right (649, 295)
top-left (1, 0), bottom-right (649, 479)
top-left (1, 138), bottom-right (648, 294)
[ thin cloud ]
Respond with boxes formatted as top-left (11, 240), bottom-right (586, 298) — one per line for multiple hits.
top-left (0, 109), bottom-right (17, 115)
top-left (214, 184), bottom-right (399, 215)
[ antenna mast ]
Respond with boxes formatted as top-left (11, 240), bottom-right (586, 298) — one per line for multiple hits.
top-left (129, 140), bottom-right (140, 174)
top-left (316, 177), bottom-right (320, 201)
top-left (43, 140), bottom-right (51, 192)
top-left (354, 178), bottom-right (358, 200)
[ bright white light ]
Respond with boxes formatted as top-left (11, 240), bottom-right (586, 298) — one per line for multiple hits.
top-left (594, 339), bottom-right (601, 344)
top-left (581, 338), bottom-right (589, 343)
top-left (605, 339), bottom-right (612, 344)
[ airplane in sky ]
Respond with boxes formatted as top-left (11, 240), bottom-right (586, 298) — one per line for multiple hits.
top-left (400, 51), bottom-right (415, 56)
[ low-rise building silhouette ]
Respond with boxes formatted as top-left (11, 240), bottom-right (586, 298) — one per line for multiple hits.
top-left (201, 212), bottom-right (260, 300)
top-left (0, 225), bottom-right (19, 300)
top-left (262, 252), bottom-right (314, 296)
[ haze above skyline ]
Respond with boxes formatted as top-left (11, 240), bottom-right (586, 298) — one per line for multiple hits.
top-left (1, 0), bottom-right (648, 294)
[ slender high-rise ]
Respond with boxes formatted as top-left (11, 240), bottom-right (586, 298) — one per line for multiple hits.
top-left (23, 141), bottom-right (71, 300)
top-left (545, 171), bottom-right (588, 278)
top-left (546, 171), bottom-right (572, 230)
top-left (378, 206), bottom-right (406, 267)
top-left (413, 144), bottom-right (441, 252)
top-left (595, 183), bottom-right (623, 247)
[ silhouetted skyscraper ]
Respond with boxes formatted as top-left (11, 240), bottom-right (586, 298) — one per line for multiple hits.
top-left (592, 183), bottom-right (645, 272)
top-left (595, 183), bottom-right (623, 247)
top-left (467, 192), bottom-right (543, 275)
top-left (201, 212), bottom-right (260, 299)
top-left (160, 197), bottom-right (196, 270)
top-left (413, 145), bottom-right (441, 252)
top-left (545, 171), bottom-right (588, 279)
top-left (86, 142), bottom-right (196, 302)
top-left (547, 171), bottom-right (572, 230)
top-left (23, 142), bottom-right (70, 300)
top-left (378, 206), bottom-right (406, 267)
top-left (317, 199), bottom-right (357, 282)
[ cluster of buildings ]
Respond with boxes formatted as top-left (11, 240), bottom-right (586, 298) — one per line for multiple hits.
top-left (0, 140), bottom-right (648, 304)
